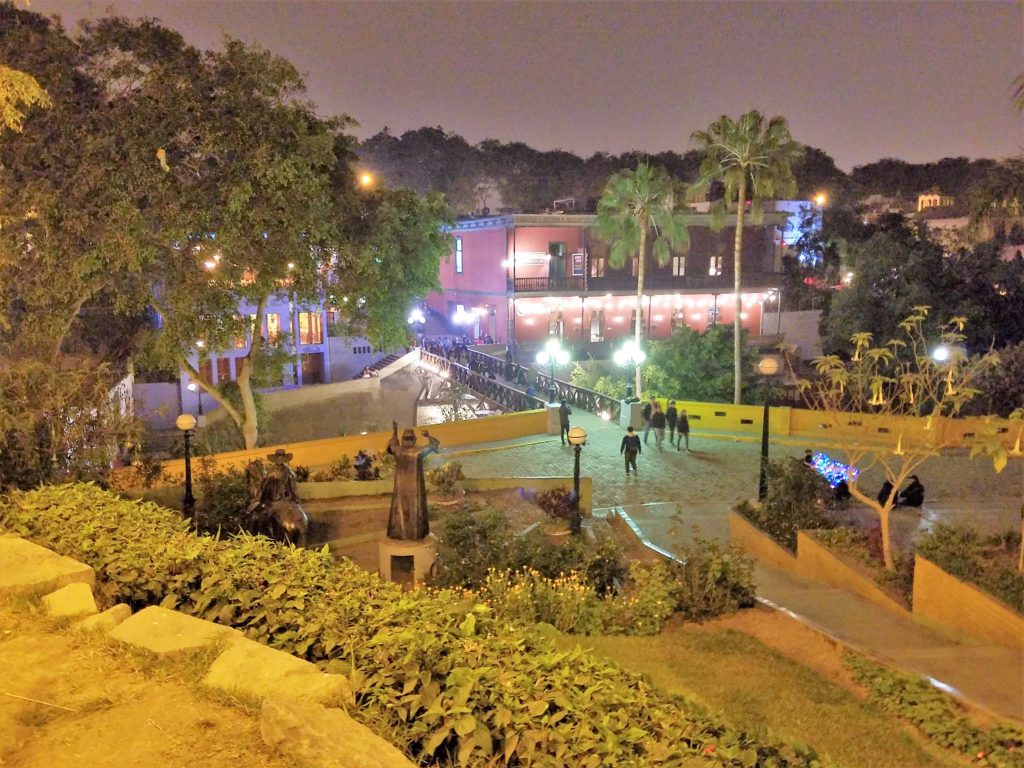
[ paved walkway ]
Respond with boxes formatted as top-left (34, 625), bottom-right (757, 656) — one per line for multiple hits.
top-left (438, 409), bottom-right (1023, 722)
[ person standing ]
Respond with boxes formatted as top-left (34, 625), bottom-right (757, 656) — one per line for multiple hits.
top-left (558, 399), bottom-right (572, 446)
top-left (621, 426), bottom-right (642, 476)
top-left (665, 400), bottom-right (678, 447)
top-left (641, 396), bottom-right (656, 444)
top-left (676, 409), bottom-right (690, 452)
top-left (651, 403), bottom-right (666, 451)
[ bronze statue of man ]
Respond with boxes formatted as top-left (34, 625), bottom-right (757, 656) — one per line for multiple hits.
top-left (386, 421), bottom-right (440, 540)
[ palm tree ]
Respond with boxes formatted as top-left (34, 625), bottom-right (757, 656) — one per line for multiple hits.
top-left (691, 111), bottom-right (802, 404)
top-left (1013, 73), bottom-right (1024, 113)
top-left (595, 162), bottom-right (689, 397)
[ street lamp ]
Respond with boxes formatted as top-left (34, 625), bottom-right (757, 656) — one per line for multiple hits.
top-left (613, 340), bottom-right (646, 401)
top-left (756, 356), bottom-right (780, 502)
top-left (358, 171), bottom-right (375, 189)
top-left (567, 426), bottom-right (587, 535)
top-left (186, 382), bottom-right (204, 416)
top-left (175, 413), bottom-right (197, 518)
top-left (536, 338), bottom-right (570, 404)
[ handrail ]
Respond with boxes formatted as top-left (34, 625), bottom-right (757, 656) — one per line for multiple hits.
top-left (418, 350), bottom-right (547, 413)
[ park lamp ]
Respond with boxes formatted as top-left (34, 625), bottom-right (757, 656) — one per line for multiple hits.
top-left (536, 338), bottom-right (570, 404)
top-left (756, 356), bottom-right (780, 502)
top-left (407, 307), bottom-right (426, 325)
top-left (175, 413), bottom-right (197, 518)
top-left (613, 340), bottom-right (646, 400)
top-left (567, 426), bottom-right (587, 535)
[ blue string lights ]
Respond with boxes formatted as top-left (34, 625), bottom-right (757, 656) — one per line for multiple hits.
top-left (811, 451), bottom-right (859, 488)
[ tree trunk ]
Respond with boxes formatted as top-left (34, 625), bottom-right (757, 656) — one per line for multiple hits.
top-left (733, 176), bottom-right (746, 406)
top-left (235, 295), bottom-right (270, 450)
top-left (635, 224), bottom-right (647, 399)
top-left (879, 505), bottom-right (895, 571)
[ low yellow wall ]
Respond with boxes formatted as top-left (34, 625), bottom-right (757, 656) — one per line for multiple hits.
top-left (647, 399), bottom-right (792, 437)
top-left (912, 556), bottom-right (1024, 650)
top-left (796, 531), bottom-right (909, 617)
top-left (162, 409), bottom-right (547, 479)
top-left (729, 511), bottom-right (800, 574)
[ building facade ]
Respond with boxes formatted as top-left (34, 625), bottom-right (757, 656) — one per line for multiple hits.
top-left (428, 211), bottom-right (791, 355)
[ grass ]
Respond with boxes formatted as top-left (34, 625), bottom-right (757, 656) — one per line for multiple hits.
top-left (554, 623), bottom-right (961, 768)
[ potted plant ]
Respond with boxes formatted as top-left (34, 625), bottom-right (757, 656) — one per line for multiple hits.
top-left (535, 487), bottom-right (579, 544)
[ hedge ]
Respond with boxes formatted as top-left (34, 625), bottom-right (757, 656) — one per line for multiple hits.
top-left (0, 484), bottom-right (823, 768)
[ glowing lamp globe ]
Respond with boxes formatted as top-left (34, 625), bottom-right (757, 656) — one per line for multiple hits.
top-left (757, 357), bottom-right (780, 377)
top-left (175, 414), bottom-right (197, 432)
top-left (567, 426), bottom-right (587, 446)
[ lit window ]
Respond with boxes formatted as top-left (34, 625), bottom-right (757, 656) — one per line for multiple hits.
top-left (709, 255), bottom-right (723, 276)
top-left (266, 313), bottom-right (281, 342)
top-left (299, 312), bottom-right (323, 345)
top-left (455, 236), bottom-right (463, 274)
top-left (672, 255), bottom-right (686, 276)
top-left (590, 255), bottom-right (606, 278)
top-left (216, 357), bottom-right (232, 382)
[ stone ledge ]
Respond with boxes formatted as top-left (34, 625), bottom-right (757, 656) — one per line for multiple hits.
top-left (203, 637), bottom-right (351, 706)
top-left (75, 604), bottom-right (132, 633)
top-left (109, 605), bottom-right (243, 656)
top-left (0, 536), bottom-right (95, 597)
top-left (42, 582), bottom-right (98, 618)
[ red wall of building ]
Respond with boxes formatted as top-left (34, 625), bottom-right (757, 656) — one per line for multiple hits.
top-left (429, 225), bottom-right (509, 341)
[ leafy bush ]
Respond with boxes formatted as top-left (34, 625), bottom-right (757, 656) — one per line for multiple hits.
top-left (733, 458), bottom-right (837, 550)
top-left (193, 459), bottom-right (251, 535)
top-left (916, 523), bottom-right (1024, 611)
top-left (845, 653), bottom-right (1024, 767)
top-left (669, 536), bottom-right (757, 621)
top-left (0, 483), bottom-right (823, 767)
top-left (311, 454), bottom-right (354, 482)
top-left (425, 461), bottom-right (464, 495)
top-left (533, 487), bottom-right (577, 530)
top-left (472, 569), bottom-right (609, 635)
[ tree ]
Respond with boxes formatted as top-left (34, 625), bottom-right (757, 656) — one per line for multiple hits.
top-left (649, 325), bottom-right (759, 403)
top-left (0, 64), bottom-right (49, 134)
top-left (692, 111), bottom-right (803, 404)
top-left (967, 156), bottom-right (1024, 240)
top-left (595, 163), bottom-right (689, 397)
top-left (333, 188), bottom-right (453, 349)
top-left (794, 308), bottom-right (1001, 570)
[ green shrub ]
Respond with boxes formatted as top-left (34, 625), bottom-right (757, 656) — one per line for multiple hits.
top-left (191, 459), bottom-right (251, 535)
top-left (670, 536), bottom-right (757, 621)
top-left (0, 483), bottom-right (823, 767)
top-left (425, 461), bottom-right (464, 495)
top-left (311, 454), bottom-right (354, 482)
top-left (734, 458), bottom-right (837, 550)
top-left (473, 569), bottom-right (609, 635)
top-left (845, 653), bottom-right (1024, 767)
top-left (916, 523), bottom-right (1024, 611)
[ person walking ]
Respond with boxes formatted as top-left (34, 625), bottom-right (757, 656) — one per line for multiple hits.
top-left (558, 399), bottom-right (572, 446)
top-left (641, 397), bottom-right (656, 444)
top-left (651, 403), bottom-right (666, 451)
top-left (665, 400), bottom-right (678, 447)
top-left (676, 409), bottom-right (690, 451)
top-left (621, 426), bottom-right (642, 476)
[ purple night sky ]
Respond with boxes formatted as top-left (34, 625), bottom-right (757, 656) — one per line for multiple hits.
top-left (31, 0), bottom-right (1024, 170)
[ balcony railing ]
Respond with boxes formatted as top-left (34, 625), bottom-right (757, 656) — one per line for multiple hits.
top-left (511, 272), bottom-right (780, 294)
top-left (512, 276), bottom-right (586, 293)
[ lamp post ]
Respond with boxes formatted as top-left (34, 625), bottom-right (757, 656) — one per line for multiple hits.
top-left (175, 413), bottom-right (197, 518)
top-left (757, 356), bottom-right (780, 501)
top-left (613, 340), bottom-right (646, 401)
top-left (536, 337), bottom-right (570, 404)
top-left (567, 426), bottom-right (587, 534)
top-left (186, 382), bottom-right (204, 416)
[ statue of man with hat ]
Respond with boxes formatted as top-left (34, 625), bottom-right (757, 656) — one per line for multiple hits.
top-left (386, 421), bottom-right (440, 540)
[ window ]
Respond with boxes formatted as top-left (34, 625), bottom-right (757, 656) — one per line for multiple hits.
top-left (198, 359), bottom-right (213, 384)
top-left (671, 311), bottom-right (687, 332)
top-left (590, 255), bottom-right (606, 278)
top-left (631, 309), bottom-right (644, 334)
top-left (631, 256), bottom-right (639, 276)
top-left (266, 313), bottom-right (282, 342)
top-left (454, 236), bottom-right (463, 273)
top-left (708, 255), bottom-right (723, 276)
top-left (709, 306), bottom-right (721, 325)
top-left (216, 357), bottom-right (232, 382)
top-left (301, 352), bottom-right (325, 384)
top-left (548, 311), bottom-right (563, 337)
top-left (672, 255), bottom-right (686, 276)
top-left (298, 312), bottom-right (323, 345)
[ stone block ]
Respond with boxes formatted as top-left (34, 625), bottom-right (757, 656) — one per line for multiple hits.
top-left (0, 536), bottom-right (95, 597)
top-left (108, 605), bottom-right (243, 657)
top-left (203, 637), bottom-right (350, 705)
top-left (41, 581), bottom-right (98, 618)
top-left (261, 697), bottom-right (414, 768)
top-left (75, 603), bottom-right (132, 633)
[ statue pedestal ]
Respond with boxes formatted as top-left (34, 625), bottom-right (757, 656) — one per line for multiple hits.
top-left (378, 534), bottom-right (437, 588)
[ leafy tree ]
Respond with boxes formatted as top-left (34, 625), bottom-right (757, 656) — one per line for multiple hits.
top-left (795, 308), bottom-right (1001, 570)
top-left (648, 325), bottom-right (759, 404)
top-left (333, 188), bottom-right (453, 349)
top-left (0, 63), bottom-right (49, 134)
top-left (692, 111), bottom-right (803, 404)
top-left (595, 163), bottom-right (689, 397)
top-left (967, 156), bottom-right (1024, 240)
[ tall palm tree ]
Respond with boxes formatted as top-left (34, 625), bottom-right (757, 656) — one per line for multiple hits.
top-left (692, 111), bottom-right (802, 404)
top-left (595, 162), bottom-right (689, 397)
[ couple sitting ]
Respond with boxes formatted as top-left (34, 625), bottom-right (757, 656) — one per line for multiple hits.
top-left (878, 476), bottom-right (925, 508)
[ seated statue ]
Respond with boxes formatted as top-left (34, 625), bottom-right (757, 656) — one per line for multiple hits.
top-left (245, 449), bottom-right (309, 546)
top-left (898, 475), bottom-right (925, 508)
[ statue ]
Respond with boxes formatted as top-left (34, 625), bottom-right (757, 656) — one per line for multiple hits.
top-left (386, 421), bottom-right (440, 540)
top-left (245, 449), bottom-right (310, 547)
top-left (353, 450), bottom-right (379, 481)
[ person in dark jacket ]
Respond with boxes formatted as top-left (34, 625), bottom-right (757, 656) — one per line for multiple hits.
top-left (641, 397), bottom-right (656, 444)
top-left (676, 409), bottom-right (691, 452)
top-left (898, 476), bottom-right (925, 508)
top-left (558, 399), bottom-right (572, 446)
top-left (620, 426), bottom-right (642, 476)
top-left (650, 403), bottom-right (667, 451)
top-left (665, 400), bottom-right (678, 447)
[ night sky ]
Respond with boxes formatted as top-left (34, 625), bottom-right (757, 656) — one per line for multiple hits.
top-left (31, 0), bottom-right (1024, 170)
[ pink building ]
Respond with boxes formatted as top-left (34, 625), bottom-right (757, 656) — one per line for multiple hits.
top-left (428, 212), bottom-right (788, 354)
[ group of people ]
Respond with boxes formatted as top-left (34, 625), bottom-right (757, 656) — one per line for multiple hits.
top-left (799, 449), bottom-right (925, 508)
top-left (640, 397), bottom-right (690, 452)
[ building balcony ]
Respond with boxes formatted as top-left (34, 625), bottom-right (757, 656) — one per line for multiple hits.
top-left (510, 271), bottom-right (781, 295)
top-left (511, 276), bottom-right (587, 293)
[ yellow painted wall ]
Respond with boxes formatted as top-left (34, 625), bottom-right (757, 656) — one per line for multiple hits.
top-left (912, 556), bottom-right (1024, 650)
top-left (729, 511), bottom-right (800, 574)
top-left (795, 531), bottom-right (910, 617)
top-left (162, 410), bottom-right (547, 479)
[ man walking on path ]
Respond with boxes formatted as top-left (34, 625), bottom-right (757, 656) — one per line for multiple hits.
top-left (651, 403), bottom-right (666, 451)
top-left (642, 397), bottom-right (656, 444)
top-left (676, 409), bottom-right (690, 451)
top-left (665, 400), bottom-right (678, 447)
top-left (558, 399), bottom-right (572, 446)
top-left (621, 426), bottom-right (642, 476)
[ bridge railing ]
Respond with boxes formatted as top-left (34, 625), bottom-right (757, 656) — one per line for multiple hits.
top-left (418, 350), bottom-right (548, 413)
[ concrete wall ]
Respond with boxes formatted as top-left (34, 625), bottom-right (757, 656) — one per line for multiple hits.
top-left (134, 383), bottom-right (181, 430)
top-left (729, 511), bottom-right (800, 574)
top-left (328, 336), bottom-right (394, 382)
top-left (762, 309), bottom-right (822, 359)
top-left (161, 409), bottom-right (548, 478)
top-left (913, 556), bottom-right (1024, 650)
